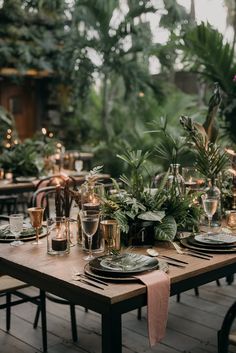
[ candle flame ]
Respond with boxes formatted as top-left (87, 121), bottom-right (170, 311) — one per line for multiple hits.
top-left (228, 168), bottom-right (236, 176)
top-left (53, 177), bottom-right (61, 186)
top-left (225, 148), bottom-right (236, 156)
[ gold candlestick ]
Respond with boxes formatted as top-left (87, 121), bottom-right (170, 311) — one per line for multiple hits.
top-left (28, 207), bottom-right (44, 245)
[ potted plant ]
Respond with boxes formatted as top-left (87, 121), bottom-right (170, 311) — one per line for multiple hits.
top-left (0, 137), bottom-right (58, 178)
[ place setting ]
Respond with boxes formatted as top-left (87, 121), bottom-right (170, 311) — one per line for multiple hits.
top-left (179, 191), bottom-right (236, 253)
top-left (0, 209), bottom-right (47, 244)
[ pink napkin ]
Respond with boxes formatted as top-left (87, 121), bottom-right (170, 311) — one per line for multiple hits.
top-left (135, 270), bottom-right (170, 347)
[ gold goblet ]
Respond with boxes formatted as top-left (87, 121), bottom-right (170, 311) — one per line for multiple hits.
top-left (28, 207), bottom-right (45, 245)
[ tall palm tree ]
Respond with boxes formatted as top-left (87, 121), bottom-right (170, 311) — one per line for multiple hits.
top-left (181, 22), bottom-right (236, 143)
top-left (64, 0), bottom-right (160, 140)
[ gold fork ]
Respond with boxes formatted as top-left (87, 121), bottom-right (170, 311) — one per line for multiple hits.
top-left (171, 241), bottom-right (212, 260)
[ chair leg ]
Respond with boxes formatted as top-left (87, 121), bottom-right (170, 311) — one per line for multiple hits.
top-left (33, 305), bottom-right (41, 329)
top-left (40, 290), bottom-right (47, 352)
top-left (70, 304), bottom-right (78, 342)
top-left (194, 287), bottom-right (199, 296)
top-left (6, 293), bottom-right (11, 331)
top-left (218, 301), bottom-right (236, 353)
top-left (216, 279), bottom-right (221, 287)
top-left (176, 293), bottom-right (181, 302)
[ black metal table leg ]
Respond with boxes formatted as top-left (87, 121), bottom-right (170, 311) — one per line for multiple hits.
top-left (102, 311), bottom-right (122, 353)
top-left (40, 290), bottom-right (47, 352)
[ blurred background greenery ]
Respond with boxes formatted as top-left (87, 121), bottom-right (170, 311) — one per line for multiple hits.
top-left (0, 0), bottom-right (236, 177)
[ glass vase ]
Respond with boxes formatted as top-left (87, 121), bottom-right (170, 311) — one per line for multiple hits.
top-left (167, 164), bottom-right (185, 195)
top-left (204, 178), bottom-right (221, 227)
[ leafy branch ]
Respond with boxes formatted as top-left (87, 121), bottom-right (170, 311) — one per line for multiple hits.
top-left (180, 115), bottom-right (229, 179)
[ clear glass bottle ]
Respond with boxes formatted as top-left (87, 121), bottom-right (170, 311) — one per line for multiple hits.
top-left (167, 164), bottom-right (185, 195)
top-left (204, 178), bottom-right (221, 227)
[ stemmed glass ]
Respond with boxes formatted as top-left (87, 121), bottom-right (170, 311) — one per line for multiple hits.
top-left (201, 194), bottom-right (218, 235)
top-left (27, 207), bottom-right (45, 245)
top-left (80, 210), bottom-right (100, 261)
top-left (9, 214), bottom-right (24, 246)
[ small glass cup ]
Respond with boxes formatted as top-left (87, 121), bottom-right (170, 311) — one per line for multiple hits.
top-left (9, 214), bottom-right (24, 246)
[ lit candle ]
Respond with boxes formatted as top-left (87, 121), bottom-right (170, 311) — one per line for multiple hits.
top-left (51, 237), bottom-right (67, 251)
top-left (5, 172), bottom-right (13, 182)
top-left (185, 177), bottom-right (197, 188)
top-left (83, 201), bottom-right (100, 211)
top-left (64, 179), bottom-right (70, 217)
top-left (55, 185), bottom-right (62, 217)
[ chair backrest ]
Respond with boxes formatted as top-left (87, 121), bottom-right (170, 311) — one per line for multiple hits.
top-left (34, 174), bottom-right (77, 190)
top-left (31, 186), bottom-right (74, 219)
top-left (0, 195), bottom-right (18, 215)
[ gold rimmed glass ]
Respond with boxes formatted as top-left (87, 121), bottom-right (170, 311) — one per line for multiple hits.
top-left (27, 207), bottom-right (45, 245)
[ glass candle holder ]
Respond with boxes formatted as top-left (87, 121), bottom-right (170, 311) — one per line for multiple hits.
top-left (47, 217), bottom-right (70, 255)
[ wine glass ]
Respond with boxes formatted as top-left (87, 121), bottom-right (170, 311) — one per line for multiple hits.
top-left (80, 210), bottom-right (100, 261)
top-left (75, 160), bottom-right (83, 172)
top-left (27, 207), bottom-right (45, 245)
top-left (9, 214), bottom-right (24, 246)
top-left (201, 194), bottom-right (218, 235)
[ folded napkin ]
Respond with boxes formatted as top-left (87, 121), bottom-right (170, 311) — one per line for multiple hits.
top-left (135, 270), bottom-right (170, 347)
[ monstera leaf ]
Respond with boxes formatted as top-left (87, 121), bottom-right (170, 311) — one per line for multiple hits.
top-left (138, 211), bottom-right (165, 222)
top-left (154, 215), bottom-right (177, 241)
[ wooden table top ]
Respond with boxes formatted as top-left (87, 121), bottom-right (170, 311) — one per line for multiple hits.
top-left (0, 173), bottom-right (111, 195)
top-left (0, 239), bottom-right (235, 307)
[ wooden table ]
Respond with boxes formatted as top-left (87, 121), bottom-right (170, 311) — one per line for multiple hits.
top-left (0, 241), bottom-right (235, 353)
top-left (0, 173), bottom-right (111, 195)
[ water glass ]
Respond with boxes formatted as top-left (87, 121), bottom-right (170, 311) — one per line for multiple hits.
top-left (9, 214), bottom-right (24, 246)
top-left (80, 210), bottom-right (100, 261)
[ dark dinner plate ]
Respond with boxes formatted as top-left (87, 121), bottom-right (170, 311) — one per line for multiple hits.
top-left (0, 225), bottom-right (47, 243)
top-left (188, 235), bottom-right (235, 249)
top-left (89, 253), bottom-right (159, 277)
top-left (84, 259), bottom-right (168, 282)
top-left (194, 233), bottom-right (236, 246)
top-left (180, 236), bottom-right (236, 253)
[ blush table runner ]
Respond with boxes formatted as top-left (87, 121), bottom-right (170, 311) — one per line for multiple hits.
top-left (135, 270), bottom-right (170, 347)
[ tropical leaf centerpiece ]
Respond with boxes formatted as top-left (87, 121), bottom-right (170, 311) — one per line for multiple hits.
top-left (101, 150), bottom-right (200, 246)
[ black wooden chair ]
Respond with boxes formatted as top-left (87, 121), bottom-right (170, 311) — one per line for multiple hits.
top-left (0, 215), bottom-right (47, 351)
top-left (218, 301), bottom-right (236, 353)
top-left (0, 195), bottom-right (18, 215)
top-left (34, 174), bottom-right (77, 190)
top-left (31, 185), bottom-right (79, 343)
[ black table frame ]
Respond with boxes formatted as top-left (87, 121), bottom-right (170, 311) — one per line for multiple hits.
top-left (0, 256), bottom-right (235, 353)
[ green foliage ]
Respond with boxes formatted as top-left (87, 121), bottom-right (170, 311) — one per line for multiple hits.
top-left (180, 115), bottom-right (230, 180)
top-left (182, 23), bottom-right (235, 92)
top-left (163, 192), bottom-right (201, 232)
top-left (181, 22), bottom-right (236, 143)
top-left (154, 216), bottom-right (177, 241)
top-left (0, 141), bottom-right (39, 177)
top-left (117, 150), bottom-right (150, 199)
top-left (101, 150), bottom-right (201, 242)
top-left (0, 137), bottom-right (57, 177)
top-left (0, 0), bottom-right (67, 73)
